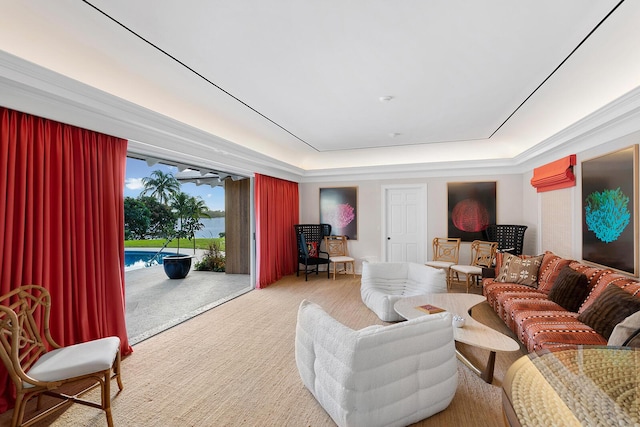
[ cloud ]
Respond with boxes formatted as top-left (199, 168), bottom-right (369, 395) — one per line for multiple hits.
top-left (126, 178), bottom-right (144, 190)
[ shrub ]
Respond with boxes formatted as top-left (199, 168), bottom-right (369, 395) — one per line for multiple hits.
top-left (195, 240), bottom-right (226, 272)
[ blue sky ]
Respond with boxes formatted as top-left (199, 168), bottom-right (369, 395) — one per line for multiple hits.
top-left (124, 157), bottom-right (225, 211)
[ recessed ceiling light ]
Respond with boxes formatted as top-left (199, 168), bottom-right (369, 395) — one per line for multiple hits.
top-left (379, 96), bottom-right (394, 102)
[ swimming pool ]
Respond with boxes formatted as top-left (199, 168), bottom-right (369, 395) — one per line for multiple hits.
top-left (125, 250), bottom-right (165, 270)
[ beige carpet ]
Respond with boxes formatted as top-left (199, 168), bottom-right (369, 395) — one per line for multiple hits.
top-left (5, 274), bottom-right (526, 427)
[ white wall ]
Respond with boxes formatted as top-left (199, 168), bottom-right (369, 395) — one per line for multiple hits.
top-left (300, 173), bottom-right (532, 273)
top-left (300, 129), bottom-right (640, 275)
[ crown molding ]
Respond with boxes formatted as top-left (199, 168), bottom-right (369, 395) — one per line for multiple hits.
top-left (513, 85), bottom-right (640, 168)
top-left (0, 50), bottom-right (304, 182)
top-left (301, 86), bottom-right (640, 183)
top-left (2, 49), bottom-right (640, 184)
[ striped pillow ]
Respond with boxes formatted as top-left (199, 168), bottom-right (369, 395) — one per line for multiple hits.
top-left (536, 252), bottom-right (573, 293)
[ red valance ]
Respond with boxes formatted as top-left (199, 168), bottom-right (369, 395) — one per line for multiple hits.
top-left (530, 155), bottom-right (576, 193)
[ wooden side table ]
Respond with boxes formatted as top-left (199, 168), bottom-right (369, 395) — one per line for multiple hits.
top-left (395, 293), bottom-right (520, 383)
top-left (502, 346), bottom-right (639, 426)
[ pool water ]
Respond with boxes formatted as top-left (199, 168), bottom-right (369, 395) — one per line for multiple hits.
top-left (125, 250), bottom-right (164, 271)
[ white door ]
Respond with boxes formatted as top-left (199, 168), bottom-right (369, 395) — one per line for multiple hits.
top-left (383, 185), bottom-right (426, 263)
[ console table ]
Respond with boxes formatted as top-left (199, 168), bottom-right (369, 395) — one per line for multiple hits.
top-left (502, 346), bottom-right (639, 426)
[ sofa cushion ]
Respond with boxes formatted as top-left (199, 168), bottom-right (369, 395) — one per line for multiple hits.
top-left (547, 266), bottom-right (589, 312)
top-left (536, 252), bottom-right (573, 293)
top-left (495, 254), bottom-right (543, 288)
top-left (483, 281), bottom-right (536, 314)
top-left (501, 294), bottom-right (563, 331)
top-left (578, 284), bottom-right (640, 339)
top-left (608, 311), bottom-right (640, 347)
top-left (517, 312), bottom-right (606, 352)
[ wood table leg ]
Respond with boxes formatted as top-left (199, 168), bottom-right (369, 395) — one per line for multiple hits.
top-left (481, 351), bottom-right (496, 383)
top-left (456, 349), bottom-right (497, 384)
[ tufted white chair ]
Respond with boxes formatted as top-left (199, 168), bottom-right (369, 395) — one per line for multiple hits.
top-left (295, 299), bottom-right (457, 427)
top-left (361, 262), bottom-right (447, 321)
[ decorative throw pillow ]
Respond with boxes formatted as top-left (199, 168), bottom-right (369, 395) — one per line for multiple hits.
top-left (608, 310), bottom-right (640, 346)
top-left (306, 242), bottom-right (318, 258)
top-left (537, 252), bottom-right (573, 293)
top-left (495, 253), bottom-right (544, 287)
top-left (547, 266), bottom-right (589, 312)
top-left (578, 284), bottom-right (640, 339)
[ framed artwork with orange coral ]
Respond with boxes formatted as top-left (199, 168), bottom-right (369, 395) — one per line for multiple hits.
top-left (320, 187), bottom-right (358, 240)
top-left (447, 182), bottom-right (496, 242)
top-left (582, 145), bottom-right (638, 276)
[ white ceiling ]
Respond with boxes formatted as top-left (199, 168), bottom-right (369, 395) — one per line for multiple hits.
top-left (1, 0), bottom-right (640, 173)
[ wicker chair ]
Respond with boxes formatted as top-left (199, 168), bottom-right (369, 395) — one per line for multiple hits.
top-left (484, 224), bottom-right (528, 255)
top-left (0, 285), bottom-right (123, 427)
top-left (294, 224), bottom-right (332, 280)
top-left (450, 240), bottom-right (498, 292)
top-left (323, 235), bottom-right (355, 280)
top-left (425, 237), bottom-right (461, 289)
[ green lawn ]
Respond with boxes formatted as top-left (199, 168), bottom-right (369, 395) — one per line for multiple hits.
top-left (125, 237), bottom-right (224, 251)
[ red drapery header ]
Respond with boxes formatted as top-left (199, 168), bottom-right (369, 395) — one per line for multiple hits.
top-left (530, 154), bottom-right (576, 193)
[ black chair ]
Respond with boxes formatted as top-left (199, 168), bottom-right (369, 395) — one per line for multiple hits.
top-left (484, 224), bottom-right (528, 256)
top-left (294, 224), bottom-right (331, 280)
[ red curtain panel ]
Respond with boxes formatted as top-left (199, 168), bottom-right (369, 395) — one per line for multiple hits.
top-left (0, 107), bottom-right (132, 412)
top-left (255, 174), bottom-right (299, 288)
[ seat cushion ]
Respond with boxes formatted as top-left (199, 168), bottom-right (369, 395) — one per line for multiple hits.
top-left (451, 265), bottom-right (482, 275)
top-left (27, 337), bottom-right (120, 384)
top-left (425, 261), bottom-right (454, 269)
top-left (330, 256), bottom-right (354, 263)
top-left (518, 312), bottom-right (606, 352)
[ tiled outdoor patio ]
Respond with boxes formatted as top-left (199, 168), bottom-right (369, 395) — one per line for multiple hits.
top-left (125, 262), bottom-right (252, 345)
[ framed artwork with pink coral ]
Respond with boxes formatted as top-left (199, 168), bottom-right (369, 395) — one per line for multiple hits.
top-left (320, 187), bottom-right (358, 240)
top-left (447, 182), bottom-right (496, 242)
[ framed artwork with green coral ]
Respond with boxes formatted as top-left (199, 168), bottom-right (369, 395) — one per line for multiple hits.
top-left (320, 187), bottom-right (358, 240)
top-left (582, 145), bottom-right (638, 276)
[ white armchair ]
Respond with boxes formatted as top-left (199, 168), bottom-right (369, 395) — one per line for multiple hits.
top-left (361, 262), bottom-right (447, 321)
top-left (295, 299), bottom-right (457, 427)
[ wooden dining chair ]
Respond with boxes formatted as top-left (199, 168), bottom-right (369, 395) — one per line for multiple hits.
top-left (449, 240), bottom-right (498, 292)
top-left (425, 237), bottom-right (461, 289)
top-left (0, 285), bottom-right (123, 427)
top-left (323, 235), bottom-right (356, 280)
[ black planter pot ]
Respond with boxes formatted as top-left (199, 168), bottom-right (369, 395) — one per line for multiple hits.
top-left (163, 254), bottom-right (193, 279)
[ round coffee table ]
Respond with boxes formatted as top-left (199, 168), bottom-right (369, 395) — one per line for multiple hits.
top-left (395, 293), bottom-right (520, 383)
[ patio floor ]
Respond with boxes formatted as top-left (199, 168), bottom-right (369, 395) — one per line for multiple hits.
top-left (125, 262), bottom-right (252, 345)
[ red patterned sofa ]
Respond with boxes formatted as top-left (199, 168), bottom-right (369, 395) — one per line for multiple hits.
top-left (483, 251), bottom-right (640, 353)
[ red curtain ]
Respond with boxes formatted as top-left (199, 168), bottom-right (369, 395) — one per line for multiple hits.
top-left (255, 174), bottom-right (299, 288)
top-left (0, 107), bottom-right (132, 412)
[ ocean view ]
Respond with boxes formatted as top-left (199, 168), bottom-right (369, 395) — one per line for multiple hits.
top-left (196, 217), bottom-right (225, 238)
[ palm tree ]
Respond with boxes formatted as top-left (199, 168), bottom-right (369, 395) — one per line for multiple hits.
top-left (170, 193), bottom-right (210, 253)
top-left (170, 192), bottom-right (191, 252)
top-left (141, 170), bottom-right (180, 205)
top-left (187, 196), bottom-right (211, 253)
